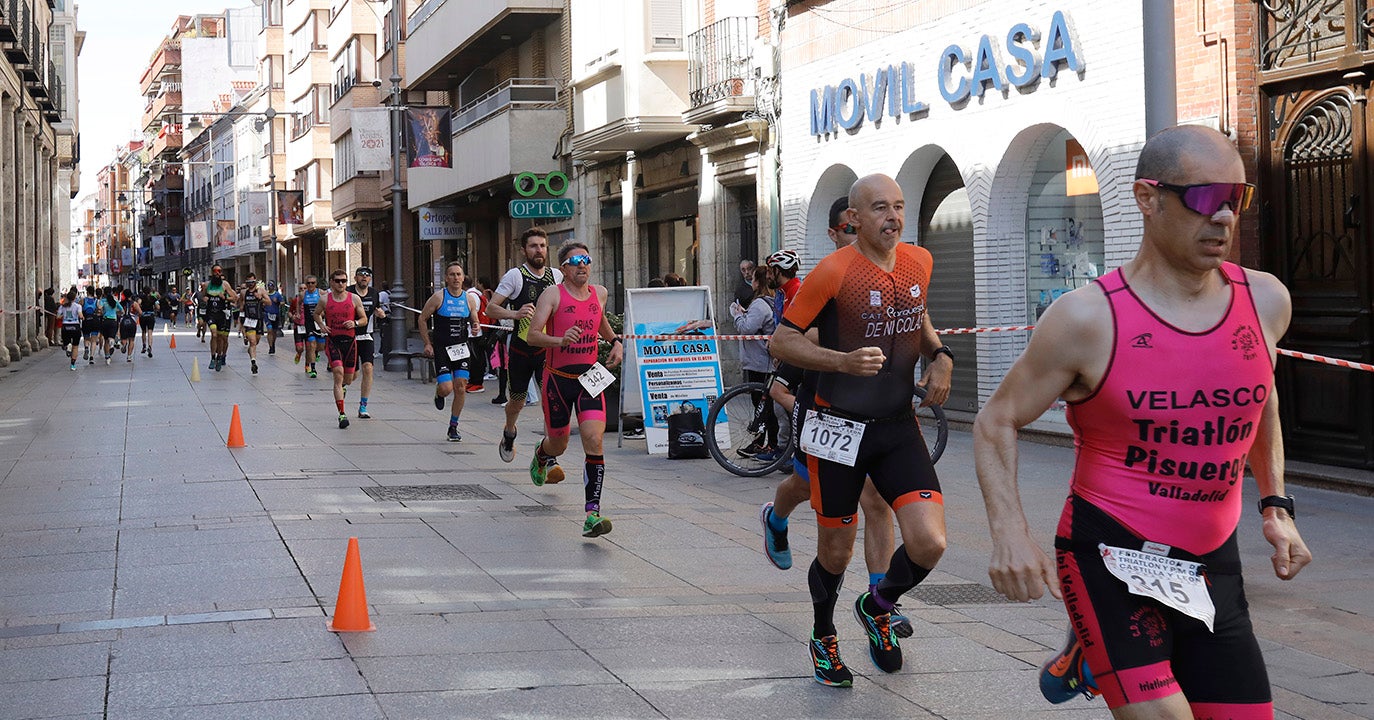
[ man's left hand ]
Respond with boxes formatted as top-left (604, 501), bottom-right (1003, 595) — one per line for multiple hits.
top-left (916, 355), bottom-right (953, 407)
top-left (1262, 513), bottom-right (1312, 580)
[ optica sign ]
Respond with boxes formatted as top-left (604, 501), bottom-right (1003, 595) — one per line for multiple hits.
top-left (509, 198), bottom-right (575, 219)
top-left (809, 10), bottom-right (1084, 137)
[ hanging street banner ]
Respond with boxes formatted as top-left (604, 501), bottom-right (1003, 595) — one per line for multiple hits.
top-left (277, 190), bottom-right (304, 225)
top-left (153, 235), bottom-right (168, 257)
top-left (405, 107), bottom-right (452, 168)
top-left (346, 221), bottom-right (369, 245)
top-left (216, 219), bottom-right (236, 248)
top-left (327, 224), bottom-right (346, 251)
top-left (352, 107), bottom-right (393, 171)
top-left (417, 206), bottom-right (465, 241)
top-left (188, 222), bottom-right (209, 249)
top-left (246, 191), bottom-right (272, 226)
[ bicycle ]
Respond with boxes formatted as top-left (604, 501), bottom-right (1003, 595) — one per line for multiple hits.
top-left (706, 376), bottom-right (948, 477)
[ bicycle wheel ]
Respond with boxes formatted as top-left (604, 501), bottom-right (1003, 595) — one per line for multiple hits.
top-left (706, 382), bottom-right (793, 477)
top-left (914, 386), bottom-right (949, 465)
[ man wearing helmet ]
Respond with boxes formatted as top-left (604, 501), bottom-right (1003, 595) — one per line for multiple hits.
top-left (765, 250), bottom-right (802, 326)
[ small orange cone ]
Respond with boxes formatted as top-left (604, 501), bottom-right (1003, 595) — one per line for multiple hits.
top-left (226, 404), bottom-right (245, 448)
top-left (169, 334), bottom-right (177, 349)
top-left (328, 537), bottom-right (376, 632)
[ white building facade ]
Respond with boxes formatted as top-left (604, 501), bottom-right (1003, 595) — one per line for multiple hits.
top-left (779, 0), bottom-right (1149, 421)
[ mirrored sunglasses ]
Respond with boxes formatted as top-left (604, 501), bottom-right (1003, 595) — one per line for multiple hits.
top-left (562, 254), bottom-right (593, 266)
top-left (1141, 179), bottom-right (1255, 216)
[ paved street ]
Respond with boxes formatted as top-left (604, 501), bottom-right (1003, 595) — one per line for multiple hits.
top-left (1, 327), bottom-right (1370, 720)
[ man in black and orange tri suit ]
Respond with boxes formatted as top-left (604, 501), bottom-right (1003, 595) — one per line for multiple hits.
top-left (770, 173), bottom-right (952, 688)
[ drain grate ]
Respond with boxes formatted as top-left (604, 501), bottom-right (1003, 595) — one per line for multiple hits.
top-left (910, 583), bottom-right (1012, 606)
top-left (362, 484), bottom-right (501, 501)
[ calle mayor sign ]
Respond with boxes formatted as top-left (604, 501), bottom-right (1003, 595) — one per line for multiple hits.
top-left (810, 10), bottom-right (1084, 137)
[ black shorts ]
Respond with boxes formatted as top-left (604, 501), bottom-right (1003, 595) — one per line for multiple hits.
top-left (506, 344), bottom-right (546, 398)
top-left (542, 365), bottom-right (607, 437)
top-left (100, 319), bottom-right (118, 339)
top-left (324, 334), bottom-right (358, 372)
top-left (140, 315), bottom-right (156, 330)
top-left (356, 338), bottom-right (375, 366)
top-left (242, 316), bottom-right (263, 335)
top-left (805, 407), bottom-right (940, 528)
top-left (82, 318), bottom-right (99, 337)
top-left (61, 327), bottom-right (82, 347)
top-left (208, 312), bottom-right (232, 333)
top-left (1054, 496), bottom-right (1270, 711)
top-left (119, 321), bottom-right (137, 340)
top-left (432, 343), bottom-right (472, 383)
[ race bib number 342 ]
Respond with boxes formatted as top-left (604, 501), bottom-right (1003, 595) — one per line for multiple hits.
top-left (1099, 544), bottom-right (1216, 632)
top-left (798, 410), bottom-right (865, 467)
top-left (578, 362), bottom-right (615, 397)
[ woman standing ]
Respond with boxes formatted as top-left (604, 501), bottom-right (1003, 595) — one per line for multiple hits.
top-left (729, 266), bottom-right (778, 459)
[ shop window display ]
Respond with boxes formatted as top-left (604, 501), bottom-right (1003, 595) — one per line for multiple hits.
top-left (1025, 130), bottom-right (1105, 323)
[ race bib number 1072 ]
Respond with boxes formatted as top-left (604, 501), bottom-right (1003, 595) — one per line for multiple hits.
top-left (798, 410), bottom-right (866, 467)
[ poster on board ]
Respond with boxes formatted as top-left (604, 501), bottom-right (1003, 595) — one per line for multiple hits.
top-left (622, 286), bottom-right (726, 455)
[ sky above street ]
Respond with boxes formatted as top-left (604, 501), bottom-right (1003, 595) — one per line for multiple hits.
top-left (75, 0), bottom-right (252, 196)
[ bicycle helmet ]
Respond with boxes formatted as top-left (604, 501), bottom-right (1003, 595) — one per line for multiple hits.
top-left (764, 249), bottom-right (800, 271)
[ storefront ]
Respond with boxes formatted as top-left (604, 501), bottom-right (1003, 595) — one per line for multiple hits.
top-left (779, 1), bottom-right (1147, 422)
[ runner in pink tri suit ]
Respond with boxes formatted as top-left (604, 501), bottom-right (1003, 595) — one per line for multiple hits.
top-left (525, 241), bottom-right (623, 538)
top-left (974, 125), bottom-right (1311, 720)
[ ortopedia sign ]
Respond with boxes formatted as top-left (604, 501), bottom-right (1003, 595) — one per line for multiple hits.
top-left (509, 198), bottom-right (575, 219)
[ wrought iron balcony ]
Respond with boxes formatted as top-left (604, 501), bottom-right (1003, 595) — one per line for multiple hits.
top-left (687, 16), bottom-right (755, 109)
top-left (452, 77), bottom-right (559, 134)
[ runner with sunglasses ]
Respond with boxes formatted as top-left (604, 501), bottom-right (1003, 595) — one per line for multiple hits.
top-left (525, 242), bottom-right (623, 538)
top-left (975, 125), bottom-right (1310, 719)
top-left (346, 266), bottom-right (387, 418)
top-left (315, 270), bottom-right (367, 429)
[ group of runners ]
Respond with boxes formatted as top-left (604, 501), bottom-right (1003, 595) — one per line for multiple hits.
top-left (52, 123), bottom-right (1311, 718)
top-left (740, 125), bottom-right (1310, 720)
top-left (55, 285), bottom-right (163, 369)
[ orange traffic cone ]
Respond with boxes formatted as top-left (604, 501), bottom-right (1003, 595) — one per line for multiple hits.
top-left (226, 404), bottom-right (245, 448)
top-left (328, 537), bottom-right (376, 632)
top-left (169, 334), bottom-right (177, 349)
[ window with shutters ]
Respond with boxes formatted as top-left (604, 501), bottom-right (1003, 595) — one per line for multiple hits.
top-left (648, 0), bottom-right (683, 52)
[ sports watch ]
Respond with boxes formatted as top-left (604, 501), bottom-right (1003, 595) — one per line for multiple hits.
top-left (1257, 495), bottom-right (1295, 520)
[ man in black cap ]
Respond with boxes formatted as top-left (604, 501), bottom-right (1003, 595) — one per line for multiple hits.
top-left (346, 266), bottom-right (388, 418)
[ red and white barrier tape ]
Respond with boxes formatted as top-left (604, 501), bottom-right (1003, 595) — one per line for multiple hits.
top-left (0, 305), bottom-right (58, 317)
top-left (1277, 348), bottom-right (1374, 373)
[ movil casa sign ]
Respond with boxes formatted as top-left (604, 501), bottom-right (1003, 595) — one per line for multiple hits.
top-left (809, 10), bottom-right (1084, 137)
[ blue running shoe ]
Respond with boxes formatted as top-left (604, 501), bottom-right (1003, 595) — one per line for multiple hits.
top-left (1040, 628), bottom-right (1100, 703)
top-left (759, 502), bottom-right (792, 570)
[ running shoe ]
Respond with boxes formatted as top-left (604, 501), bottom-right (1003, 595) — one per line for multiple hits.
top-left (499, 430), bottom-right (516, 463)
top-left (447, 426), bottom-right (462, 442)
top-left (890, 606), bottom-right (914, 639)
top-left (736, 439), bottom-right (765, 458)
top-left (466, 384), bottom-right (485, 393)
top-left (1040, 627), bottom-right (1100, 703)
top-left (358, 406), bottom-right (371, 419)
top-left (126, 355), bottom-right (132, 363)
top-left (759, 502), bottom-right (792, 570)
top-left (268, 347), bottom-right (276, 355)
top-left (581, 512), bottom-right (613, 538)
top-left (294, 352), bottom-right (301, 364)
top-left (434, 394), bottom-right (445, 410)
top-left (89, 357), bottom-right (94, 365)
top-left (490, 395), bottom-right (507, 405)
top-left (528, 450), bottom-right (563, 485)
top-left (338, 414), bottom-right (350, 429)
top-left (755, 448), bottom-right (781, 463)
top-left (809, 633), bottom-right (853, 688)
top-left (853, 593), bottom-right (902, 673)
top-left (251, 360), bottom-right (258, 375)
top-left (105, 355), bottom-right (111, 366)
top-left (69, 363), bottom-right (76, 371)
top-left (308, 368), bottom-right (317, 379)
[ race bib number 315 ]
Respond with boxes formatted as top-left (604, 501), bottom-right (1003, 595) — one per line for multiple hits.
top-left (1099, 544), bottom-right (1216, 632)
top-left (798, 410), bottom-right (865, 467)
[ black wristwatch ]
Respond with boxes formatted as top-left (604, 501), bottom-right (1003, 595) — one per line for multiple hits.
top-left (932, 346), bottom-right (954, 363)
top-left (1258, 495), bottom-right (1295, 520)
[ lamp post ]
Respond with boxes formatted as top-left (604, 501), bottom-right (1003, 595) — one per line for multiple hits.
top-left (383, 0), bottom-right (409, 371)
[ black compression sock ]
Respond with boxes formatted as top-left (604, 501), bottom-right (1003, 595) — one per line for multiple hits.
top-left (870, 545), bottom-right (934, 613)
top-left (583, 454), bottom-right (604, 512)
top-left (808, 559), bottom-right (844, 638)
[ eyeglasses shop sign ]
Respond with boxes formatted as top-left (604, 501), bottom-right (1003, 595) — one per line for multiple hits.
top-left (418, 207), bottom-right (465, 241)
